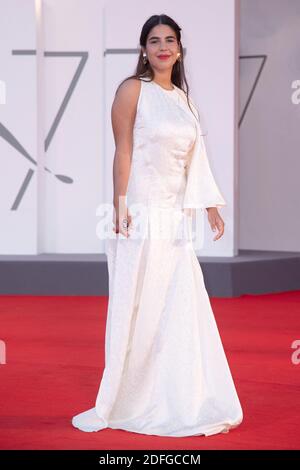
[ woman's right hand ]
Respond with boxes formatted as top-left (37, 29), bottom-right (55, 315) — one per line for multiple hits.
top-left (113, 203), bottom-right (132, 238)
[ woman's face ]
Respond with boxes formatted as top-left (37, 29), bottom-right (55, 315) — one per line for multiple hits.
top-left (143, 24), bottom-right (180, 72)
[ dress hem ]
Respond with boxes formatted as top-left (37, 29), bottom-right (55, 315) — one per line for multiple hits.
top-left (71, 416), bottom-right (243, 438)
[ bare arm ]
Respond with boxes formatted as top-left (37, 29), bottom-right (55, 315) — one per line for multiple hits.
top-left (111, 78), bottom-right (141, 236)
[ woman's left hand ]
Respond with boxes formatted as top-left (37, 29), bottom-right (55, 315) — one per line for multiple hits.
top-left (206, 207), bottom-right (225, 241)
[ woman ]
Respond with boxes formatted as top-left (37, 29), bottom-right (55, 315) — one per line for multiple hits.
top-left (72, 14), bottom-right (243, 437)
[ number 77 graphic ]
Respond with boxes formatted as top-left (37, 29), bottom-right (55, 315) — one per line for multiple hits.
top-left (0, 50), bottom-right (88, 210)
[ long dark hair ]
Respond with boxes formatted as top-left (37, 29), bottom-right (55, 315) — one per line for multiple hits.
top-left (116, 14), bottom-right (198, 120)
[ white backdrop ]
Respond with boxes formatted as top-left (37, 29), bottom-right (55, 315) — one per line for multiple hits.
top-left (0, 0), bottom-right (39, 253)
top-left (0, 0), bottom-right (238, 256)
top-left (239, 0), bottom-right (300, 252)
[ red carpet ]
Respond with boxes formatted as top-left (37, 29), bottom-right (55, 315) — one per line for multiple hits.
top-left (0, 291), bottom-right (299, 450)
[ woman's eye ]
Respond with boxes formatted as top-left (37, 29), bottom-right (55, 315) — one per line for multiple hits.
top-left (150, 39), bottom-right (175, 44)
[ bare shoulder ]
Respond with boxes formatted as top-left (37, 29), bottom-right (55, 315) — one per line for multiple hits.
top-left (111, 78), bottom-right (141, 144)
top-left (113, 78), bottom-right (141, 110)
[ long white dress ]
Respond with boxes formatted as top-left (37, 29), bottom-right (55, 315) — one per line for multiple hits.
top-left (72, 77), bottom-right (243, 437)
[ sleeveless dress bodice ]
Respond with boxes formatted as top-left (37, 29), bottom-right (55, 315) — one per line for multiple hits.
top-left (127, 79), bottom-right (197, 209)
top-left (126, 77), bottom-right (226, 218)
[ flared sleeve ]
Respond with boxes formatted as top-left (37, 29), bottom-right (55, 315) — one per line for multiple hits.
top-left (182, 96), bottom-right (227, 210)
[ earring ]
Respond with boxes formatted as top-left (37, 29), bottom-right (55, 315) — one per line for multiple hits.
top-left (177, 52), bottom-right (181, 62)
top-left (143, 52), bottom-right (148, 64)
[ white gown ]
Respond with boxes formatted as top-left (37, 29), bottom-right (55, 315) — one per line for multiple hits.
top-left (72, 77), bottom-right (243, 437)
